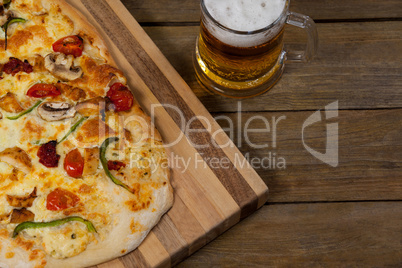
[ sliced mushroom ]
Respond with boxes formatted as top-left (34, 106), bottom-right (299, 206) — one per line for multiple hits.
top-left (0, 147), bottom-right (32, 174)
top-left (37, 102), bottom-right (76, 121)
top-left (44, 53), bottom-right (83, 81)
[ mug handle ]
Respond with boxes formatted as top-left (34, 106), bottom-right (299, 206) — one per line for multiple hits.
top-left (285, 12), bottom-right (318, 62)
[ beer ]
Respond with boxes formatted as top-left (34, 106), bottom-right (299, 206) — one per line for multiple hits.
top-left (198, 22), bottom-right (284, 82)
top-left (195, 0), bottom-right (288, 96)
top-left (194, 0), bottom-right (318, 97)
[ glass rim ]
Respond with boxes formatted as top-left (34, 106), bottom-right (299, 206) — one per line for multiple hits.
top-left (200, 0), bottom-right (290, 35)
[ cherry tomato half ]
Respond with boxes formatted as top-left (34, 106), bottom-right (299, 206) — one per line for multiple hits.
top-left (52, 35), bottom-right (84, 57)
top-left (106, 83), bottom-right (134, 112)
top-left (27, 83), bottom-right (60, 98)
top-left (64, 149), bottom-right (84, 178)
top-left (46, 188), bottom-right (80, 211)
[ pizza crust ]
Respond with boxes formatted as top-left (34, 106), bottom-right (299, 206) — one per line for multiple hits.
top-left (0, 0), bottom-right (174, 267)
top-left (45, 180), bottom-right (173, 268)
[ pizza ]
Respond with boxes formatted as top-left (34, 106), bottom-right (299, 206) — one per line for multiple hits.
top-left (0, 0), bottom-right (173, 267)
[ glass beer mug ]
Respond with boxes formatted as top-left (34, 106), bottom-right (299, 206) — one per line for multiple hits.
top-left (193, 0), bottom-right (318, 98)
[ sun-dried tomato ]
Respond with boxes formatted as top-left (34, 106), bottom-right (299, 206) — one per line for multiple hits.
top-left (37, 141), bottom-right (60, 168)
top-left (107, 160), bottom-right (126, 171)
top-left (3, 57), bottom-right (33, 76)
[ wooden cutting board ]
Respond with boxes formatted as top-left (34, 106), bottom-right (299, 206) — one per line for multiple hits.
top-left (66, 0), bottom-right (269, 267)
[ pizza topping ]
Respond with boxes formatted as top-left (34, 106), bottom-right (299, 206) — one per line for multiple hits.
top-left (27, 83), bottom-right (61, 98)
top-left (7, 188), bottom-right (37, 208)
top-left (6, 100), bottom-right (42, 120)
top-left (64, 149), bottom-right (84, 178)
top-left (56, 82), bottom-right (86, 101)
top-left (58, 116), bottom-right (87, 144)
top-left (0, 92), bottom-right (23, 113)
top-left (2, 0), bottom-right (11, 10)
top-left (1, 17), bottom-right (26, 50)
top-left (75, 97), bottom-right (112, 117)
top-left (0, 211), bottom-right (11, 222)
top-left (27, 54), bottom-right (46, 72)
top-left (108, 160), bottom-right (126, 171)
top-left (46, 188), bottom-right (80, 211)
top-left (12, 216), bottom-right (97, 238)
top-left (106, 83), bottom-right (134, 112)
top-left (10, 208), bottom-right (35, 224)
top-left (0, 147), bottom-right (32, 174)
top-left (100, 137), bottom-right (132, 192)
top-left (3, 57), bottom-right (33, 75)
top-left (52, 35), bottom-right (84, 58)
top-left (83, 147), bottom-right (99, 176)
top-left (37, 140), bottom-right (60, 168)
top-left (37, 102), bottom-right (76, 122)
top-left (44, 53), bottom-right (83, 81)
top-left (7, 167), bottom-right (20, 181)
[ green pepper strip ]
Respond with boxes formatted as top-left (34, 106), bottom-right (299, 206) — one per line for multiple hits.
top-left (6, 100), bottom-right (42, 120)
top-left (58, 116), bottom-right (88, 144)
top-left (2, 17), bottom-right (26, 50)
top-left (100, 137), bottom-right (132, 192)
top-left (12, 216), bottom-right (97, 238)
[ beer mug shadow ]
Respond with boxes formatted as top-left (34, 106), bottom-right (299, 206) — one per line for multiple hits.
top-left (193, 0), bottom-right (318, 98)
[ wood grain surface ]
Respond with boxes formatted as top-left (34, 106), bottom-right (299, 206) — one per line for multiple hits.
top-left (215, 109), bottom-right (402, 203)
top-left (177, 202), bottom-right (402, 267)
top-left (117, 0), bottom-right (402, 267)
top-left (125, 0), bottom-right (402, 22)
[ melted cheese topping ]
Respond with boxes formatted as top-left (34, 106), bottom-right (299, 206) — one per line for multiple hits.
top-left (0, 1), bottom-right (170, 264)
top-left (26, 222), bottom-right (94, 259)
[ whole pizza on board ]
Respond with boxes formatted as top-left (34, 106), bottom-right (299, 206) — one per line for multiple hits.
top-left (0, 0), bottom-right (174, 267)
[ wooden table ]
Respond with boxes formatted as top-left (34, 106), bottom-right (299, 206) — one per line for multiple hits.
top-left (120, 0), bottom-right (402, 266)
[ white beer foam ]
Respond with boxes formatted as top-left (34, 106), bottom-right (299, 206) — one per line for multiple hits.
top-left (204, 0), bottom-right (286, 47)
